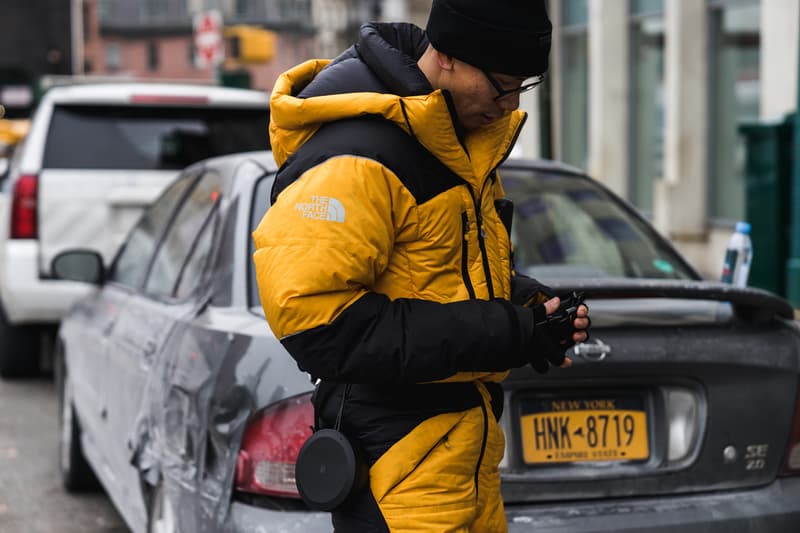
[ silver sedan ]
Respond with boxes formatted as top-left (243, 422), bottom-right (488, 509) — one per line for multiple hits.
top-left (53, 151), bottom-right (800, 532)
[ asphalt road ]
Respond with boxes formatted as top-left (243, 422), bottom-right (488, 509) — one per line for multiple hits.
top-left (0, 376), bottom-right (128, 533)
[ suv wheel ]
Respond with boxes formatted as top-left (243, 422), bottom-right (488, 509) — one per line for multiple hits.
top-left (0, 304), bottom-right (40, 378)
top-left (55, 343), bottom-right (98, 491)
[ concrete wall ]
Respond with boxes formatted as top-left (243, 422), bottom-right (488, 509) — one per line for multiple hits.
top-left (683, 0), bottom-right (799, 280)
top-left (587, 0), bottom-right (628, 198)
top-left (515, 92), bottom-right (542, 159)
top-left (549, 0), bottom-right (565, 164)
top-left (547, 0), bottom-right (799, 280)
top-left (761, 0), bottom-right (800, 120)
top-left (656, 0), bottom-right (708, 243)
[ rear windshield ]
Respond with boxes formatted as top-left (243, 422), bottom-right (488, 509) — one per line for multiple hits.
top-left (43, 104), bottom-right (269, 170)
top-left (501, 168), bottom-right (698, 281)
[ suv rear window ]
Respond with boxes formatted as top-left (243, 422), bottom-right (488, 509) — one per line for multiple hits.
top-left (43, 104), bottom-right (269, 170)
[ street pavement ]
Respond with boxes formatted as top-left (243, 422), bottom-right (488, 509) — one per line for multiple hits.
top-left (0, 376), bottom-right (127, 533)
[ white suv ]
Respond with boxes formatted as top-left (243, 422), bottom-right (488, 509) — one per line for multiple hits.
top-left (0, 82), bottom-right (269, 376)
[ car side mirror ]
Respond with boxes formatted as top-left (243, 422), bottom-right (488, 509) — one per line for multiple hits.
top-left (51, 250), bottom-right (105, 285)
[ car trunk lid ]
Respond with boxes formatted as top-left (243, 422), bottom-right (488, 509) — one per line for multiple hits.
top-left (500, 281), bottom-right (800, 503)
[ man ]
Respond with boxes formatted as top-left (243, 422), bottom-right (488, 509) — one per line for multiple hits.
top-left (253, 1), bottom-right (589, 531)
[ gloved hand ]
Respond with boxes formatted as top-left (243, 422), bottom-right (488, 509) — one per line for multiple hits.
top-left (511, 273), bottom-right (555, 307)
top-left (526, 294), bottom-right (590, 374)
top-left (527, 306), bottom-right (568, 373)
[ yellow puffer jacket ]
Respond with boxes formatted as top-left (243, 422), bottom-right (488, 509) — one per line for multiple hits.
top-left (254, 61), bottom-right (532, 385)
top-left (253, 22), bottom-right (548, 533)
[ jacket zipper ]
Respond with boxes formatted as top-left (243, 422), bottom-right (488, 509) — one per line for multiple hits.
top-left (461, 212), bottom-right (476, 299)
top-left (461, 114), bottom-right (528, 301)
top-left (468, 180), bottom-right (495, 299)
top-left (473, 115), bottom-right (528, 299)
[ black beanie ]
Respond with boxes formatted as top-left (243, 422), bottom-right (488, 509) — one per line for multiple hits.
top-left (425, 0), bottom-right (552, 77)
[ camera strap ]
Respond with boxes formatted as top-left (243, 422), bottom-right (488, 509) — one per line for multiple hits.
top-left (311, 381), bottom-right (351, 432)
top-left (334, 383), bottom-right (351, 432)
top-left (295, 382), bottom-right (367, 511)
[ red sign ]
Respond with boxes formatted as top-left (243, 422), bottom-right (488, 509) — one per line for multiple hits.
top-left (193, 10), bottom-right (224, 68)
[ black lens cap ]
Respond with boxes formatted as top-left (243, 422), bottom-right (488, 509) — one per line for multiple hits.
top-left (295, 429), bottom-right (366, 511)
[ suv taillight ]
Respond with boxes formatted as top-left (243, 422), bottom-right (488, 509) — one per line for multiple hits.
top-left (781, 382), bottom-right (800, 476)
top-left (235, 392), bottom-right (314, 498)
top-left (11, 174), bottom-right (38, 239)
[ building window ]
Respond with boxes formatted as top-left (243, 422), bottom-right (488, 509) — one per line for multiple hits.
top-left (709, 0), bottom-right (761, 222)
top-left (147, 41), bottom-right (160, 71)
top-left (234, 0), bottom-right (313, 31)
top-left (235, 0), bottom-right (250, 18)
top-left (106, 43), bottom-right (121, 71)
top-left (563, 0), bottom-right (589, 26)
top-left (629, 0), bottom-right (664, 212)
top-left (560, 0), bottom-right (589, 170)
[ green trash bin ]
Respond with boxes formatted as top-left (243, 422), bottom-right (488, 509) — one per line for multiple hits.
top-left (738, 114), bottom-right (794, 297)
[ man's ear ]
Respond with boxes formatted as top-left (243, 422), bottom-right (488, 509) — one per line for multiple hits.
top-left (435, 50), bottom-right (456, 72)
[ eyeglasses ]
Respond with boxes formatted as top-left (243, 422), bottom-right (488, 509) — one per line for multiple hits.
top-left (482, 70), bottom-right (545, 101)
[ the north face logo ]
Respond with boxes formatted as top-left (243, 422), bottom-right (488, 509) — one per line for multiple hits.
top-left (294, 195), bottom-right (345, 223)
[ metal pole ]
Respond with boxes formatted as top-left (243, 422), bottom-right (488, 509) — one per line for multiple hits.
top-left (70, 0), bottom-right (84, 75)
top-left (787, 7), bottom-right (800, 308)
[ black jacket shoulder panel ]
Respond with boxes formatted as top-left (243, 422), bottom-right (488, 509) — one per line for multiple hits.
top-left (297, 23), bottom-right (432, 100)
top-left (355, 23), bottom-right (432, 96)
top-left (273, 23), bottom-right (448, 206)
top-left (298, 51), bottom-right (387, 98)
top-left (271, 116), bottom-right (465, 206)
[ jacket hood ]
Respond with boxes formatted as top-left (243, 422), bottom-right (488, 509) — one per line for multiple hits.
top-left (268, 23), bottom-right (527, 187)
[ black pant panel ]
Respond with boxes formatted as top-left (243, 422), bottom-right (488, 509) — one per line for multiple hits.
top-left (332, 485), bottom-right (390, 533)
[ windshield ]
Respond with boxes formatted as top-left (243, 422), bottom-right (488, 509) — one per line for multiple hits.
top-left (501, 168), bottom-right (696, 281)
top-left (44, 104), bottom-right (269, 170)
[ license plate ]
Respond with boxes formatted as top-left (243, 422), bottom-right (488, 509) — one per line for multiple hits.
top-left (519, 394), bottom-right (649, 464)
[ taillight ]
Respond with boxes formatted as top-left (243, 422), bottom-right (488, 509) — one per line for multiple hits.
top-left (11, 174), bottom-right (37, 239)
top-left (235, 392), bottom-right (314, 498)
top-left (781, 383), bottom-right (800, 476)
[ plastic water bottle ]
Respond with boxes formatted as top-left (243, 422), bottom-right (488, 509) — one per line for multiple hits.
top-left (720, 221), bottom-right (753, 287)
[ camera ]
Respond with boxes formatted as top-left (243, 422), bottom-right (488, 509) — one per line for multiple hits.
top-left (535, 291), bottom-right (585, 341)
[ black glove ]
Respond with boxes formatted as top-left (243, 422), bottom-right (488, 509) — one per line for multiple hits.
top-left (527, 303), bottom-right (568, 374)
top-left (511, 273), bottom-right (555, 307)
top-left (527, 293), bottom-right (587, 373)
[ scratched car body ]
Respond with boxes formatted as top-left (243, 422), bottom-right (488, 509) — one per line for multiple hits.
top-left (53, 151), bottom-right (800, 532)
